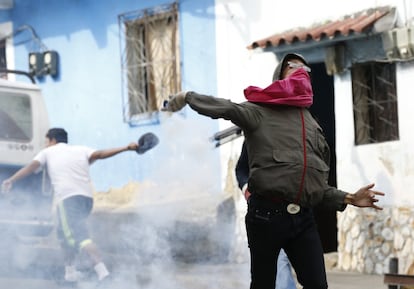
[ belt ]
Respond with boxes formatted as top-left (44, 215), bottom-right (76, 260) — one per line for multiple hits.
top-left (287, 203), bottom-right (301, 214)
top-left (247, 204), bottom-right (305, 221)
top-left (248, 194), bottom-right (305, 215)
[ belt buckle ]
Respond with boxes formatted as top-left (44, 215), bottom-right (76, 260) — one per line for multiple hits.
top-left (287, 203), bottom-right (300, 214)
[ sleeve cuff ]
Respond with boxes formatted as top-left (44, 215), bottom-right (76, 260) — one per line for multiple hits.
top-left (242, 183), bottom-right (248, 194)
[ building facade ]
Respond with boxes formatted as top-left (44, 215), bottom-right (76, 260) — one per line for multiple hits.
top-left (0, 0), bottom-right (413, 275)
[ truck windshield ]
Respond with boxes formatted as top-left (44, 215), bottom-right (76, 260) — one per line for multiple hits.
top-left (0, 92), bottom-right (32, 141)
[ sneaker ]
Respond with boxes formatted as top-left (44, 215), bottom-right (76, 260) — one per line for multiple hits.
top-left (65, 270), bottom-right (84, 282)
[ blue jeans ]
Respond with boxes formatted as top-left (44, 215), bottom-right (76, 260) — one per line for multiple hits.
top-left (277, 249), bottom-right (296, 289)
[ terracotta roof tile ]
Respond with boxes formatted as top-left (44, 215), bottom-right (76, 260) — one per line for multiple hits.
top-left (248, 6), bottom-right (392, 49)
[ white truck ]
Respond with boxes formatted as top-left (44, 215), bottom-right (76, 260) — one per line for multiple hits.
top-left (0, 74), bottom-right (55, 272)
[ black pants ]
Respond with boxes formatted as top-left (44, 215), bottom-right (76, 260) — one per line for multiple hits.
top-left (246, 195), bottom-right (327, 289)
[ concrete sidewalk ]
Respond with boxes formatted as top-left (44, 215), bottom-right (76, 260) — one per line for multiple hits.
top-left (327, 269), bottom-right (386, 289)
top-left (324, 252), bottom-right (387, 289)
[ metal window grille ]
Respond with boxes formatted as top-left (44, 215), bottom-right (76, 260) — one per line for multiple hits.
top-left (118, 3), bottom-right (180, 125)
top-left (0, 39), bottom-right (7, 79)
top-left (351, 62), bottom-right (399, 145)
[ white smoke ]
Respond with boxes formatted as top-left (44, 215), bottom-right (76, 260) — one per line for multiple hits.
top-left (86, 114), bottom-right (246, 288)
top-left (0, 113), bottom-right (250, 288)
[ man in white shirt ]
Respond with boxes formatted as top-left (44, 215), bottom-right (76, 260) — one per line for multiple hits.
top-left (1, 128), bottom-right (139, 284)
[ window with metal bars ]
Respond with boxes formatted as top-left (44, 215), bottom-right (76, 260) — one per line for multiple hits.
top-left (119, 3), bottom-right (180, 125)
top-left (351, 62), bottom-right (399, 145)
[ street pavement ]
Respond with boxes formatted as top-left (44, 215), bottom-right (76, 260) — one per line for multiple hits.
top-left (326, 269), bottom-right (386, 289)
top-left (0, 261), bottom-right (388, 289)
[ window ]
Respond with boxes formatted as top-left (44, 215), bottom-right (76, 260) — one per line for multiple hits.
top-left (0, 92), bottom-right (32, 141)
top-left (351, 62), bottom-right (399, 145)
top-left (119, 3), bottom-right (180, 125)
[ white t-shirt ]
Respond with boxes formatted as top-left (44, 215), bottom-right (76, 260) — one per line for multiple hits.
top-left (34, 143), bottom-right (96, 203)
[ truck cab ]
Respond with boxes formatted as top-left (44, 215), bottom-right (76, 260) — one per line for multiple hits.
top-left (0, 76), bottom-right (54, 269)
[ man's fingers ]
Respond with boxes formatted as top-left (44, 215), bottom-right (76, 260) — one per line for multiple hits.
top-left (362, 183), bottom-right (375, 191)
top-left (1, 182), bottom-right (11, 193)
top-left (372, 204), bottom-right (383, 210)
top-left (372, 190), bottom-right (385, 196)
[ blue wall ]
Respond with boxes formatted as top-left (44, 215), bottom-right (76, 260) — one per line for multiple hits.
top-left (1, 0), bottom-right (221, 192)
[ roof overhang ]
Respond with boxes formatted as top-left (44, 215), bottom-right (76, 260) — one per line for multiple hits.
top-left (247, 6), bottom-right (396, 53)
top-left (246, 6), bottom-right (414, 73)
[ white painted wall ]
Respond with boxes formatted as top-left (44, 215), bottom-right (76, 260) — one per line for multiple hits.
top-left (214, 0), bottom-right (414, 205)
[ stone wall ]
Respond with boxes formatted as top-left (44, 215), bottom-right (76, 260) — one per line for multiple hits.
top-left (337, 206), bottom-right (414, 275)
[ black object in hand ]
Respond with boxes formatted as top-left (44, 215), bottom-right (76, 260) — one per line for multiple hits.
top-left (136, 132), bottom-right (159, 154)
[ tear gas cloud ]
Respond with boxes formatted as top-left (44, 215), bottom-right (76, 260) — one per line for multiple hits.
top-left (101, 114), bottom-right (244, 288)
top-left (0, 114), bottom-right (250, 288)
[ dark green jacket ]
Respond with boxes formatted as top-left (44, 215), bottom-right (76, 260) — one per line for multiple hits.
top-left (186, 91), bottom-right (347, 210)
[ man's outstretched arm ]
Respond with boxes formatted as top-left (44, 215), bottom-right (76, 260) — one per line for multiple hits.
top-left (2, 160), bottom-right (41, 192)
top-left (89, 142), bottom-right (138, 163)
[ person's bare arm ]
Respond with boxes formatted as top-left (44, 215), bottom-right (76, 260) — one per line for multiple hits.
top-left (2, 160), bottom-right (41, 192)
top-left (89, 142), bottom-right (138, 163)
